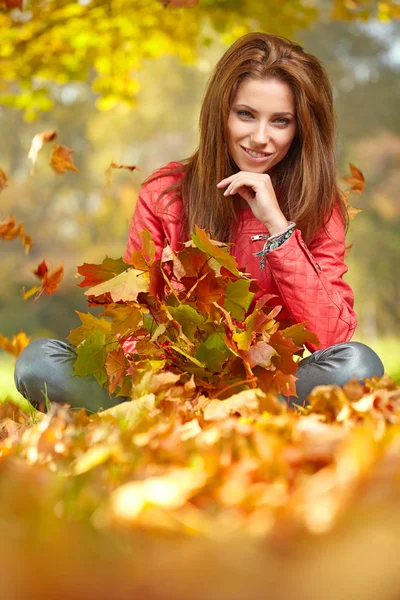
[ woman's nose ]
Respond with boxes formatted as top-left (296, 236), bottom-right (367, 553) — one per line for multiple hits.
top-left (250, 123), bottom-right (270, 146)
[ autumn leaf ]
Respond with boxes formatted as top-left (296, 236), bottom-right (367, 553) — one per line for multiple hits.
top-left (281, 322), bottom-right (319, 351)
top-left (102, 305), bottom-right (143, 337)
top-left (0, 331), bottom-right (30, 358)
top-left (342, 190), bottom-right (363, 220)
top-left (125, 230), bottom-right (156, 269)
top-left (203, 389), bottom-right (263, 421)
top-left (73, 329), bottom-right (112, 387)
top-left (0, 168), bottom-right (8, 192)
top-left (167, 304), bottom-right (206, 342)
top-left (77, 256), bottom-right (127, 288)
top-left (105, 349), bottom-right (127, 394)
top-left (67, 311), bottom-right (112, 346)
top-left (28, 130), bottom-right (57, 174)
top-left (105, 161), bottom-right (142, 184)
top-left (0, 214), bottom-right (32, 254)
top-left (191, 226), bottom-right (240, 276)
top-left (224, 279), bottom-right (254, 321)
top-left (49, 144), bottom-right (79, 174)
top-left (24, 259), bottom-right (64, 301)
top-left (342, 163), bottom-right (365, 193)
top-left (85, 269), bottom-right (149, 303)
top-left (248, 341), bottom-right (277, 369)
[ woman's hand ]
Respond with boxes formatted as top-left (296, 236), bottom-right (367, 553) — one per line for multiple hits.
top-left (217, 171), bottom-right (288, 235)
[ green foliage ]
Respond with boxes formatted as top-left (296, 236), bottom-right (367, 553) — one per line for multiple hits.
top-left (70, 228), bottom-right (318, 400)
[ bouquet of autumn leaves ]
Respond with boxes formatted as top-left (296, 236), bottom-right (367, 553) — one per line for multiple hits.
top-left (69, 227), bottom-right (318, 406)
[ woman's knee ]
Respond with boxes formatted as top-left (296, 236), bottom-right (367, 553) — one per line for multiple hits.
top-left (14, 338), bottom-right (77, 403)
top-left (325, 341), bottom-right (384, 382)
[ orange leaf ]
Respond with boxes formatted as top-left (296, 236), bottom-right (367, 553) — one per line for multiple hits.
top-left (49, 144), bottom-right (79, 175)
top-left (105, 161), bottom-right (142, 184)
top-left (0, 168), bottom-right (8, 192)
top-left (342, 188), bottom-right (363, 221)
top-left (25, 260), bottom-right (64, 301)
top-left (105, 349), bottom-right (127, 394)
top-left (28, 130), bottom-right (57, 174)
top-left (0, 331), bottom-right (30, 358)
top-left (342, 163), bottom-right (365, 193)
top-left (0, 214), bottom-right (32, 254)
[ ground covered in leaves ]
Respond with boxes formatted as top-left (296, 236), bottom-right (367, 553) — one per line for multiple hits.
top-left (2, 374), bottom-right (400, 599)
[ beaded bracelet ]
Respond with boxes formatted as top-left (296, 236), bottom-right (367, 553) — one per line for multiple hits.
top-left (254, 223), bottom-right (296, 270)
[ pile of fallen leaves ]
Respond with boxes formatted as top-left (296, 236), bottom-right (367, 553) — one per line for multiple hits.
top-left (2, 373), bottom-right (400, 599)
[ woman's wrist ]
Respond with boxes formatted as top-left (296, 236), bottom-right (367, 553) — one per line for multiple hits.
top-left (262, 215), bottom-right (289, 236)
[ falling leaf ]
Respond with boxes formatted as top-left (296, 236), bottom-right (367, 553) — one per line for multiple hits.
top-left (28, 130), bottom-right (57, 174)
top-left (342, 163), bottom-right (365, 193)
top-left (0, 331), bottom-right (30, 358)
top-left (49, 144), bottom-right (79, 174)
top-left (105, 161), bottom-right (142, 184)
top-left (24, 259), bottom-right (64, 301)
top-left (0, 214), bottom-right (32, 254)
top-left (0, 168), bottom-right (8, 192)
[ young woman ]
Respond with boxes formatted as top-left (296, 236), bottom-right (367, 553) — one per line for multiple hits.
top-left (15, 32), bottom-right (384, 413)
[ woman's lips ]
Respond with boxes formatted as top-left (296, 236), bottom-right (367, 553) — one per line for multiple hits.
top-left (241, 146), bottom-right (272, 162)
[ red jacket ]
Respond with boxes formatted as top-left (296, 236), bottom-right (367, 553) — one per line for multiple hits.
top-left (124, 162), bottom-right (357, 353)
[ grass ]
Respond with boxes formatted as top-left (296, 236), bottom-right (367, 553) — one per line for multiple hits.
top-left (0, 336), bottom-right (399, 411)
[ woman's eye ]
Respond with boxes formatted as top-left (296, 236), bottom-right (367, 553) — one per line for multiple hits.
top-left (237, 110), bottom-right (253, 118)
top-left (274, 118), bottom-right (290, 126)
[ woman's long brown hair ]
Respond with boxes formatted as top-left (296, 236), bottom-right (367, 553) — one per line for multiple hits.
top-left (147, 32), bottom-right (348, 245)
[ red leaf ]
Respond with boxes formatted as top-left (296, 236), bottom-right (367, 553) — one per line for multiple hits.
top-left (33, 259), bottom-right (48, 279)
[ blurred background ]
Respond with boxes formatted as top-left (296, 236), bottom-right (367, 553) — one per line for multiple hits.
top-left (1, 0), bottom-right (399, 401)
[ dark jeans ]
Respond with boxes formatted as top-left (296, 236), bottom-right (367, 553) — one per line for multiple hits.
top-left (14, 338), bottom-right (384, 413)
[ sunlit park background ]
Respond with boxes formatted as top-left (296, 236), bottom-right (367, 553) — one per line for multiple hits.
top-left (0, 0), bottom-right (399, 399)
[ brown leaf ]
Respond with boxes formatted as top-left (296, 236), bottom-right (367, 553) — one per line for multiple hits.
top-left (28, 130), bottom-right (57, 174)
top-left (49, 144), bottom-right (79, 175)
top-left (342, 163), bottom-right (365, 193)
top-left (105, 161), bottom-right (142, 184)
top-left (0, 168), bottom-right (8, 192)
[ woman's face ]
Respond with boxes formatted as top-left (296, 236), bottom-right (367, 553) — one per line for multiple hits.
top-left (227, 77), bottom-right (297, 174)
